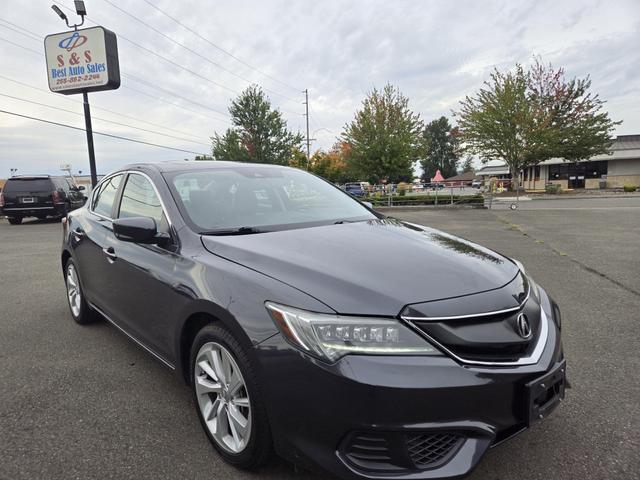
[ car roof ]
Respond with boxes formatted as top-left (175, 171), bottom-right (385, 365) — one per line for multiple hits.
top-left (117, 160), bottom-right (295, 174)
top-left (7, 175), bottom-right (52, 179)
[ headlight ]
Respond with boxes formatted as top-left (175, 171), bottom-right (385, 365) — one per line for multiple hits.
top-left (265, 302), bottom-right (439, 362)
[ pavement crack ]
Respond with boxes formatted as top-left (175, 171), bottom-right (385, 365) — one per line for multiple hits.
top-left (493, 213), bottom-right (640, 299)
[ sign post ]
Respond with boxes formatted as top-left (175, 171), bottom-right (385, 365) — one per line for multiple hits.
top-left (45, 3), bottom-right (120, 187)
top-left (81, 91), bottom-right (97, 187)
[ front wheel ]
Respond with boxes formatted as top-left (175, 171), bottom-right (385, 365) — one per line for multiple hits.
top-left (190, 324), bottom-right (272, 469)
top-left (8, 217), bottom-right (22, 225)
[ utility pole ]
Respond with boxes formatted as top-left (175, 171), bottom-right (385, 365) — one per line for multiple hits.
top-left (303, 89), bottom-right (310, 170)
top-left (82, 91), bottom-right (98, 187)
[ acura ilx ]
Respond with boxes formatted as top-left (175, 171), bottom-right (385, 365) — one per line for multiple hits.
top-left (61, 161), bottom-right (566, 479)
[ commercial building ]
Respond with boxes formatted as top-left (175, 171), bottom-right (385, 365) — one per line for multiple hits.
top-left (443, 171), bottom-right (476, 186)
top-left (475, 164), bottom-right (512, 187)
top-left (476, 135), bottom-right (640, 190)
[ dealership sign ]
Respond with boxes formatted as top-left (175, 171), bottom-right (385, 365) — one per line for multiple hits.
top-left (44, 26), bottom-right (120, 95)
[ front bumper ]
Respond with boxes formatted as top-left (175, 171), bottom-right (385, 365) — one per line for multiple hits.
top-left (254, 311), bottom-right (564, 479)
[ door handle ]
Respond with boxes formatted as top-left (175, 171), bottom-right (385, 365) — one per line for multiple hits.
top-left (73, 228), bottom-right (85, 240)
top-left (102, 247), bottom-right (117, 263)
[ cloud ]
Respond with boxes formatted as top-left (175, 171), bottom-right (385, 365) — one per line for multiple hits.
top-left (0, 0), bottom-right (638, 175)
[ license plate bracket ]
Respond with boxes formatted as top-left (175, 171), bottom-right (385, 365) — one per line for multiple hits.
top-left (526, 359), bottom-right (566, 425)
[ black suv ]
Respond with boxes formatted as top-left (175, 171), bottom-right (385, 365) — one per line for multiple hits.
top-left (0, 175), bottom-right (86, 224)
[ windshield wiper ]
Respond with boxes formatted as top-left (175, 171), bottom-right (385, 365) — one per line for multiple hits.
top-left (201, 226), bottom-right (266, 236)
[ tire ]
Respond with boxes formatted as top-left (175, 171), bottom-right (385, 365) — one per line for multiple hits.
top-left (8, 217), bottom-right (22, 225)
top-left (190, 324), bottom-right (272, 470)
top-left (64, 259), bottom-right (97, 324)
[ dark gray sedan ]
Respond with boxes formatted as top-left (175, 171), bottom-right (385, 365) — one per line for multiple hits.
top-left (61, 161), bottom-right (566, 479)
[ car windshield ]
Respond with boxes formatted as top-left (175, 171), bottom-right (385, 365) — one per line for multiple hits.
top-left (166, 166), bottom-right (376, 233)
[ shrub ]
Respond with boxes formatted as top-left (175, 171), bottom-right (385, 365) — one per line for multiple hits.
top-left (545, 184), bottom-right (562, 194)
top-left (623, 184), bottom-right (637, 192)
top-left (397, 182), bottom-right (410, 196)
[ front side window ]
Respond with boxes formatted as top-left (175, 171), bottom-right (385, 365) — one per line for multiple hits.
top-left (166, 167), bottom-right (375, 232)
top-left (118, 174), bottom-right (168, 232)
top-left (92, 174), bottom-right (123, 218)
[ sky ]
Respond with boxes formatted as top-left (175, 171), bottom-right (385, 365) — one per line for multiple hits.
top-left (1, 0), bottom-right (639, 177)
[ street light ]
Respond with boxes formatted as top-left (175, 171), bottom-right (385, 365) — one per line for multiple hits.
top-left (50, 1), bottom-right (86, 30)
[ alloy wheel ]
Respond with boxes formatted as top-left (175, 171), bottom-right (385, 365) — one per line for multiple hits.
top-left (195, 342), bottom-right (252, 453)
top-left (66, 263), bottom-right (81, 317)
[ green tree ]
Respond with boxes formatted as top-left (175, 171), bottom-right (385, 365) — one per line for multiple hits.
top-left (288, 147), bottom-right (308, 169)
top-left (459, 157), bottom-right (474, 174)
top-left (420, 116), bottom-right (460, 181)
top-left (211, 86), bottom-right (304, 165)
top-left (309, 141), bottom-right (356, 184)
top-left (455, 60), bottom-right (619, 189)
top-left (343, 84), bottom-right (424, 183)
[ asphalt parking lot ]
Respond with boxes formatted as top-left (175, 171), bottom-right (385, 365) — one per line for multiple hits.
top-left (1, 199), bottom-right (639, 480)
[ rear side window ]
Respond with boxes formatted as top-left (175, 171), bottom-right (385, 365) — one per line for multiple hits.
top-left (92, 174), bottom-right (123, 218)
top-left (118, 174), bottom-right (168, 232)
top-left (3, 178), bottom-right (52, 193)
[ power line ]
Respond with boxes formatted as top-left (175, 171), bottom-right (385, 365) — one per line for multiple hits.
top-left (139, 0), bottom-right (302, 93)
top-left (121, 73), bottom-right (230, 119)
top-left (0, 18), bottom-right (42, 41)
top-left (53, 0), bottom-right (303, 117)
top-left (120, 82), bottom-right (230, 124)
top-left (0, 31), bottom-right (231, 126)
top-left (1, 13), bottom-right (304, 137)
top-left (0, 33), bottom-right (42, 56)
top-left (0, 92), bottom-right (211, 147)
top-left (0, 74), bottom-right (210, 140)
top-left (0, 108), bottom-right (208, 155)
top-left (52, 1), bottom-right (237, 96)
top-left (100, 0), bottom-right (300, 104)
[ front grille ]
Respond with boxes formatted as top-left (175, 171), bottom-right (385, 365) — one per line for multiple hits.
top-left (406, 433), bottom-right (464, 469)
top-left (407, 298), bottom-right (542, 364)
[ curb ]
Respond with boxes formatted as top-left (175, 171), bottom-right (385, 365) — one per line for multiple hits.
top-left (374, 205), bottom-right (486, 212)
top-left (526, 194), bottom-right (640, 201)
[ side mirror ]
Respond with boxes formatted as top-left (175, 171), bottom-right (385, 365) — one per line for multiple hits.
top-left (113, 216), bottom-right (162, 244)
top-left (362, 201), bottom-right (373, 209)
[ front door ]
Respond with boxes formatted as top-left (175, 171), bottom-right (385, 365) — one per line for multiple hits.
top-left (568, 175), bottom-right (585, 189)
top-left (107, 172), bottom-right (181, 362)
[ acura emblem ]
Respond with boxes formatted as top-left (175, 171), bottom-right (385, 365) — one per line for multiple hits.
top-left (516, 313), bottom-right (532, 339)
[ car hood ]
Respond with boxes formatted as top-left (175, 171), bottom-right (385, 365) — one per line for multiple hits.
top-left (201, 218), bottom-right (519, 316)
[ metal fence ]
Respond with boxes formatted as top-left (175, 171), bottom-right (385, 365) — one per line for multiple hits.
top-left (360, 184), bottom-right (484, 207)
